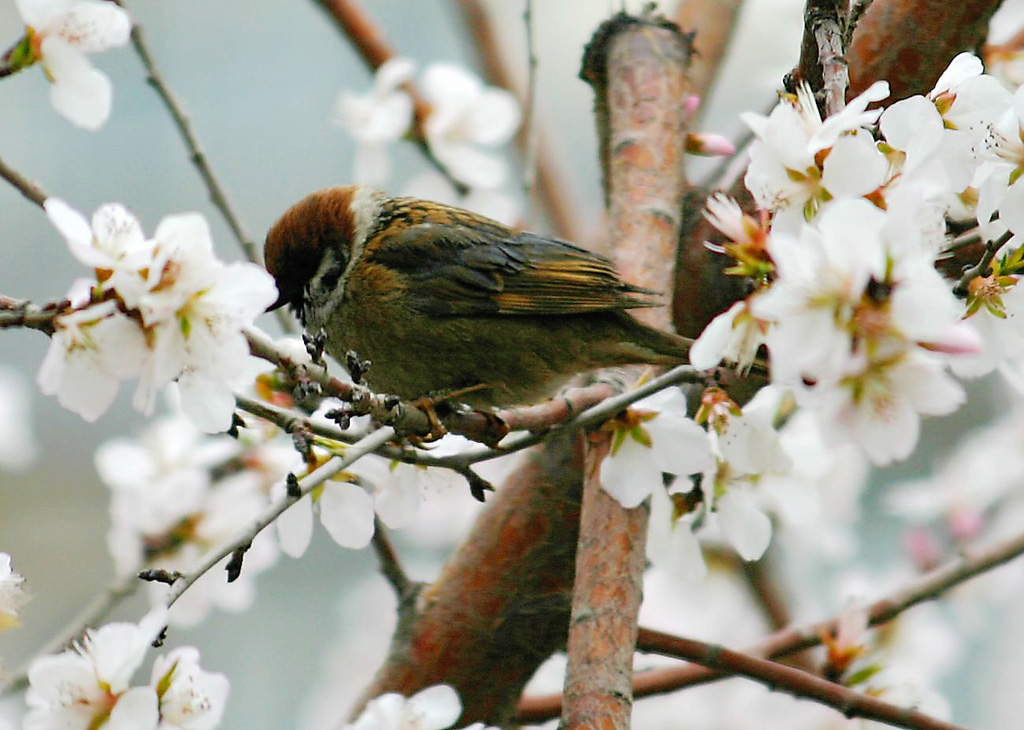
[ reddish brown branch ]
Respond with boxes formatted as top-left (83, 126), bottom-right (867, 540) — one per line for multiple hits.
top-left (352, 433), bottom-right (585, 724)
top-left (562, 431), bottom-right (649, 730)
top-left (518, 524), bottom-right (1024, 721)
top-left (847, 0), bottom-right (1003, 101)
top-left (793, 0), bottom-right (850, 113)
top-left (562, 12), bottom-right (694, 730)
top-left (635, 630), bottom-right (969, 730)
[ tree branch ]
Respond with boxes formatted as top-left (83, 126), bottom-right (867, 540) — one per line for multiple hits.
top-left (164, 427), bottom-right (396, 607)
top-left (517, 524), bottom-right (1024, 721)
top-left (563, 11), bottom-right (694, 729)
top-left (631, 630), bottom-right (970, 730)
top-left (0, 154), bottom-right (48, 208)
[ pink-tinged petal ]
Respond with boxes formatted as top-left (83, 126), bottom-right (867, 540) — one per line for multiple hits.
top-left (919, 321), bottom-right (983, 355)
top-left (55, 2), bottom-right (131, 53)
top-left (716, 489), bottom-right (772, 560)
top-left (686, 131), bottom-right (736, 157)
top-left (42, 36), bottom-right (113, 130)
top-left (319, 482), bottom-right (375, 548)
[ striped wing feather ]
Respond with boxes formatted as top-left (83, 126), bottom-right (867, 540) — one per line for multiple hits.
top-left (366, 221), bottom-right (660, 316)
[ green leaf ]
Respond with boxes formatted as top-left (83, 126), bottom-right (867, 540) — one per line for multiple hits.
top-left (845, 664), bottom-right (882, 687)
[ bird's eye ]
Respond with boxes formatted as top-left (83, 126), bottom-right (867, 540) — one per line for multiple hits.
top-left (317, 261), bottom-right (344, 294)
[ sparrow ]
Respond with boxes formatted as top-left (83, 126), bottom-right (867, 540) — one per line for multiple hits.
top-left (263, 186), bottom-right (691, 409)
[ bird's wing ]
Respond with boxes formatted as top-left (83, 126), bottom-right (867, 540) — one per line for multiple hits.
top-left (364, 219), bottom-right (661, 316)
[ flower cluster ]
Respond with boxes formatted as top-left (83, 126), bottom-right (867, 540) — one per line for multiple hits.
top-left (332, 58), bottom-right (521, 193)
top-left (24, 607), bottom-right (229, 730)
top-left (97, 404), bottom-right (290, 626)
top-left (10, 0), bottom-right (132, 129)
top-left (693, 53), bottom-right (1024, 465)
top-left (608, 384), bottom-right (868, 579)
top-left (36, 199), bottom-right (278, 433)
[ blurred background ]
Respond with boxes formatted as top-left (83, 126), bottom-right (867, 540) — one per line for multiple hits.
top-left (2, 1), bottom-right (1024, 728)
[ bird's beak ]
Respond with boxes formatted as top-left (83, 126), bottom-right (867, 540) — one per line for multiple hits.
top-left (266, 287), bottom-right (290, 312)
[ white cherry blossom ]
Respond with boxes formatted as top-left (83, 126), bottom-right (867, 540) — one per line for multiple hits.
top-left (689, 299), bottom-right (765, 373)
top-left (130, 213), bottom-right (278, 431)
top-left (421, 64), bottom-right (521, 188)
top-left (333, 58), bottom-right (416, 186)
top-left (742, 81), bottom-right (889, 223)
top-left (599, 388), bottom-right (714, 509)
top-left (815, 351), bottom-right (965, 465)
top-left (44, 199), bottom-right (152, 300)
top-left (37, 300), bottom-right (149, 422)
top-left (14, 0), bottom-right (132, 129)
top-left (24, 607), bottom-right (167, 730)
top-left (150, 647), bottom-right (229, 730)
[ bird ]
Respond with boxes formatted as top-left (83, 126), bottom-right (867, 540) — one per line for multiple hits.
top-left (263, 185), bottom-right (691, 410)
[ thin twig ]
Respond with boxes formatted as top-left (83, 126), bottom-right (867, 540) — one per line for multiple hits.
top-left (521, 0), bottom-right (539, 203)
top-left (0, 154), bottom-right (48, 208)
top-left (244, 323), bottom-right (709, 449)
top-left (371, 519), bottom-right (413, 598)
top-left (635, 630), bottom-right (970, 730)
top-left (845, 0), bottom-right (875, 46)
top-left (811, 0), bottom-right (850, 116)
top-left (165, 427), bottom-right (396, 607)
top-left (113, 4), bottom-right (295, 334)
top-left (116, 5), bottom-right (254, 262)
top-left (943, 227), bottom-right (982, 255)
top-left (0, 297), bottom-right (69, 334)
top-left (953, 230), bottom-right (1012, 297)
